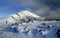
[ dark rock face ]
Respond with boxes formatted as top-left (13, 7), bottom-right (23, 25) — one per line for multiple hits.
top-left (56, 30), bottom-right (60, 38)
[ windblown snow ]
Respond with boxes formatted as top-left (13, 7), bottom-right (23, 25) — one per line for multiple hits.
top-left (0, 10), bottom-right (60, 38)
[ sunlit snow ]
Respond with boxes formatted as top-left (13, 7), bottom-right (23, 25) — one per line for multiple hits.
top-left (0, 11), bottom-right (60, 38)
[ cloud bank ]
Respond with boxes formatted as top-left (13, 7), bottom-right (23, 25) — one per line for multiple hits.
top-left (0, 0), bottom-right (60, 19)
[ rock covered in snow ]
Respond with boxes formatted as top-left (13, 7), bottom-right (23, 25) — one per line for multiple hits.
top-left (0, 10), bottom-right (60, 38)
top-left (0, 21), bottom-right (60, 38)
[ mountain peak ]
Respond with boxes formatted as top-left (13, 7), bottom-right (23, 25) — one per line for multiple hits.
top-left (0, 10), bottom-right (45, 25)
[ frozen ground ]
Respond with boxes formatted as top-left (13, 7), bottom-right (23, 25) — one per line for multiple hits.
top-left (0, 11), bottom-right (60, 38)
top-left (0, 21), bottom-right (60, 38)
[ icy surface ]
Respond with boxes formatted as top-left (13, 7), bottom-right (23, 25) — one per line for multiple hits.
top-left (0, 21), bottom-right (60, 38)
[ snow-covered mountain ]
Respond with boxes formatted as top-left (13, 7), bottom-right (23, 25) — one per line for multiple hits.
top-left (0, 10), bottom-right (60, 38)
top-left (0, 10), bottom-right (45, 25)
top-left (0, 20), bottom-right (60, 38)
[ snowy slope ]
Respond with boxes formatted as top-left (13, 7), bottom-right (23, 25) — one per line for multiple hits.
top-left (0, 21), bottom-right (60, 38)
top-left (0, 10), bottom-right (60, 38)
top-left (0, 10), bottom-right (45, 26)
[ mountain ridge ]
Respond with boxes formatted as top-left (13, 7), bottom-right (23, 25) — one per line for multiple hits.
top-left (0, 10), bottom-right (45, 25)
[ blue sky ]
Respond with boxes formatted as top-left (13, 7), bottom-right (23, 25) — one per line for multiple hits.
top-left (0, 0), bottom-right (27, 17)
top-left (0, 0), bottom-right (60, 17)
top-left (0, 0), bottom-right (39, 17)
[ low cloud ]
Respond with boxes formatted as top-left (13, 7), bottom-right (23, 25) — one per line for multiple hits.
top-left (0, 0), bottom-right (60, 19)
top-left (19, 0), bottom-right (60, 19)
